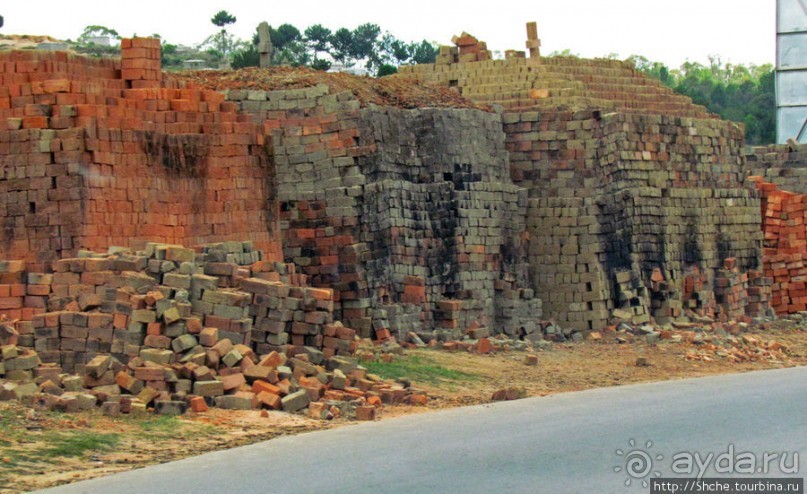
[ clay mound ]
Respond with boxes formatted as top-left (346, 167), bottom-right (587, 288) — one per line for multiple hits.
top-left (169, 66), bottom-right (488, 110)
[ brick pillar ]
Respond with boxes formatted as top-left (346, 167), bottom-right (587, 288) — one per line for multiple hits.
top-left (526, 21), bottom-right (541, 60)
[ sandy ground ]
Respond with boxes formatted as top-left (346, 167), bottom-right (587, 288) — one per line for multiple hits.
top-left (1, 324), bottom-right (804, 493)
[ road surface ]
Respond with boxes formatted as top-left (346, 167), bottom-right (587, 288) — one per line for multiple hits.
top-left (38, 366), bottom-right (807, 493)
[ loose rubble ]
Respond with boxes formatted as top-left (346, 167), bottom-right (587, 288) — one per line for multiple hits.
top-left (0, 241), bottom-right (427, 419)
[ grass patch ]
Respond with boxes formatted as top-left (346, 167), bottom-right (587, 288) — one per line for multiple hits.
top-left (134, 414), bottom-right (218, 441)
top-left (41, 432), bottom-right (119, 458)
top-left (363, 354), bottom-right (479, 385)
top-left (137, 415), bottom-right (181, 433)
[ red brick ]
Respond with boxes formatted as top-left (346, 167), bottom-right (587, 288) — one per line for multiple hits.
top-left (252, 380), bottom-right (281, 396)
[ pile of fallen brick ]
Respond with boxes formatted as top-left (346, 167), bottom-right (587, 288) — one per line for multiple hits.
top-left (596, 313), bottom-right (791, 364)
top-left (0, 241), bottom-right (427, 419)
top-left (0, 336), bottom-right (425, 420)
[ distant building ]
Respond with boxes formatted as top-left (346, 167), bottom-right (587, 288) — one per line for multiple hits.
top-left (328, 63), bottom-right (369, 77)
top-left (182, 59), bottom-right (208, 70)
top-left (87, 36), bottom-right (112, 46)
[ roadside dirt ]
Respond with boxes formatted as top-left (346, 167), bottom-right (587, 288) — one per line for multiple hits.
top-left (2, 324), bottom-right (805, 493)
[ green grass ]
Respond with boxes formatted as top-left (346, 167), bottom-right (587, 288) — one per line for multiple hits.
top-left (137, 415), bottom-right (181, 433)
top-left (132, 414), bottom-right (217, 441)
top-left (41, 432), bottom-right (120, 458)
top-left (363, 354), bottom-right (479, 385)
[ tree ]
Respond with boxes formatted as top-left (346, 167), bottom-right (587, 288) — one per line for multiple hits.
top-left (330, 27), bottom-right (354, 65)
top-left (350, 23), bottom-right (382, 70)
top-left (211, 10), bottom-right (236, 28)
top-left (304, 24), bottom-right (331, 61)
top-left (266, 24), bottom-right (307, 66)
top-left (549, 48), bottom-right (579, 57)
top-left (77, 25), bottom-right (120, 44)
top-left (377, 64), bottom-right (397, 77)
top-left (380, 32), bottom-right (409, 65)
top-left (206, 10), bottom-right (237, 59)
top-left (408, 40), bottom-right (438, 64)
top-left (232, 45), bottom-right (259, 69)
top-left (270, 24), bottom-right (301, 52)
top-left (377, 35), bottom-right (437, 74)
top-left (310, 59), bottom-right (332, 71)
top-left (0, 15), bottom-right (4, 29)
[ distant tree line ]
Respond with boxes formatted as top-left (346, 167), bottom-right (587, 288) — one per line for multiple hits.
top-left (66, 12), bottom-right (437, 77)
top-left (229, 21), bottom-right (438, 75)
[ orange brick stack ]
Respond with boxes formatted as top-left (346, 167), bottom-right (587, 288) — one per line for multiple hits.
top-left (752, 177), bottom-right (807, 314)
top-left (0, 261), bottom-right (27, 321)
top-left (0, 41), bottom-right (282, 270)
top-left (121, 37), bottom-right (161, 88)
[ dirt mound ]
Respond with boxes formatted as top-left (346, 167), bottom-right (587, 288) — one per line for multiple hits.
top-left (169, 66), bottom-right (488, 110)
top-left (0, 34), bottom-right (63, 51)
top-left (0, 34), bottom-right (60, 43)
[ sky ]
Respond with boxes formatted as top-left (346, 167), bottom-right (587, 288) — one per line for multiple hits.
top-left (2, 0), bottom-right (778, 68)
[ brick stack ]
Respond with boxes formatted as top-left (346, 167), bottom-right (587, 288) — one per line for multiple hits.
top-left (435, 45), bottom-right (459, 65)
top-left (218, 83), bottom-right (540, 341)
top-left (610, 269), bottom-right (650, 325)
top-left (400, 22), bottom-right (768, 330)
top-left (525, 21), bottom-right (541, 59)
top-left (494, 286), bottom-right (543, 337)
top-left (244, 277), bottom-right (357, 357)
top-left (647, 268), bottom-right (682, 325)
top-left (0, 261), bottom-right (27, 321)
top-left (682, 266), bottom-right (716, 318)
top-left (746, 269), bottom-right (772, 316)
top-left (714, 258), bottom-right (749, 321)
top-left (746, 142), bottom-right (807, 194)
top-left (0, 40), bottom-right (282, 270)
top-left (400, 51), bottom-right (710, 116)
top-left (4, 24), bottom-right (800, 342)
top-left (121, 37), bottom-right (161, 88)
top-left (751, 177), bottom-right (807, 314)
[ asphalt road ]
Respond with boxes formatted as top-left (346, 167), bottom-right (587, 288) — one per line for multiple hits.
top-left (38, 367), bottom-right (807, 494)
